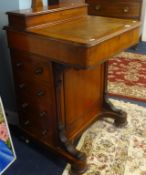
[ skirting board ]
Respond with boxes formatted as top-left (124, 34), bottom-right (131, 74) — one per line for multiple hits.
top-left (5, 109), bottom-right (19, 125)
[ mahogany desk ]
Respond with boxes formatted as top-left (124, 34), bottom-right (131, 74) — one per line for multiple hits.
top-left (5, 2), bottom-right (141, 174)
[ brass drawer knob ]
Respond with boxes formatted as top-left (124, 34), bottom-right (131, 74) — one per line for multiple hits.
top-left (16, 61), bottom-right (23, 68)
top-left (21, 103), bottom-right (29, 109)
top-left (36, 90), bottom-right (45, 97)
top-left (35, 67), bottom-right (43, 75)
top-left (95, 5), bottom-right (101, 11)
top-left (39, 111), bottom-right (47, 117)
top-left (18, 83), bottom-right (25, 89)
top-left (123, 7), bottom-right (129, 13)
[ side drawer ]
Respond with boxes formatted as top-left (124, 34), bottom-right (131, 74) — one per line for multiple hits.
top-left (86, 0), bottom-right (142, 19)
top-left (15, 79), bottom-right (54, 106)
top-left (16, 82), bottom-right (56, 144)
top-left (10, 49), bottom-right (53, 84)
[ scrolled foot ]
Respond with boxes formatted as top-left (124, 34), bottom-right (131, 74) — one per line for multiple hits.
top-left (114, 110), bottom-right (128, 127)
top-left (70, 160), bottom-right (88, 175)
top-left (102, 97), bottom-right (128, 127)
top-left (58, 122), bottom-right (88, 174)
top-left (103, 110), bottom-right (127, 127)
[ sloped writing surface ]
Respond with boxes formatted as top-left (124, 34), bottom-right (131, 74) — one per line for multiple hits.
top-left (29, 16), bottom-right (140, 46)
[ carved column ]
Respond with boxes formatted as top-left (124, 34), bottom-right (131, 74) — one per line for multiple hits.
top-left (53, 63), bottom-right (87, 175)
top-left (102, 62), bottom-right (128, 127)
top-left (31, 0), bottom-right (43, 8)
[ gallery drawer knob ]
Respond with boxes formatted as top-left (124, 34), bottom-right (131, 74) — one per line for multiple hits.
top-left (18, 83), bottom-right (25, 89)
top-left (95, 5), bottom-right (101, 11)
top-left (16, 61), bottom-right (23, 68)
top-left (21, 103), bottom-right (29, 109)
top-left (39, 111), bottom-right (47, 117)
top-left (123, 7), bottom-right (129, 13)
top-left (35, 67), bottom-right (43, 74)
top-left (42, 130), bottom-right (48, 136)
top-left (36, 90), bottom-right (45, 96)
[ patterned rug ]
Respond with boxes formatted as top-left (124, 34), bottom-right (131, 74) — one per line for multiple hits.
top-left (108, 52), bottom-right (146, 102)
top-left (62, 99), bottom-right (146, 175)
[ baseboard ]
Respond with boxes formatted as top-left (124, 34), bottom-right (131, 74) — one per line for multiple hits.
top-left (5, 109), bottom-right (19, 125)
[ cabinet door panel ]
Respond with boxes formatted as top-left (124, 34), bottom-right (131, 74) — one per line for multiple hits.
top-left (63, 64), bottom-right (104, 139)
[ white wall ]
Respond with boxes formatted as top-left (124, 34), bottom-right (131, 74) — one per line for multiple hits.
top-left (19, 0), bottom-right (48, 9)
top-left (0, 0), bottom-right (20, 124)
top-left (142, 0), bottom-right (146, 41)
top-left (0, 0), bottom-right (19, 111)
top-left (142, 8), bottom-right (146, 41)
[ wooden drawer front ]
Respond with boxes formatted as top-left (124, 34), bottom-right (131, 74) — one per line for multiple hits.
top-left (86, 0), bottom-right (142, 19)
top-left (15, 80), bottom-right (53, 107)
top-left (10, 50), bottom-right (56, 143)
top-left (15, 80), bottom-right (56, 144)
top-left (11, 50), bottom-right (52, 83)
top-left (17, 93), bottom-right (56, 143)
top-left (19, 111), bottom-right (52, 142)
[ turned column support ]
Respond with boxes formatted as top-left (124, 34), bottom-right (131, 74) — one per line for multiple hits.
top-left (31, 0), bottom-right (59, 8)
top-left (101, 62), bottom-right (128, 127)
top-left (53, 63), bottom-right (87, 175)
top-left (31, 0), bottom-right (43, 9)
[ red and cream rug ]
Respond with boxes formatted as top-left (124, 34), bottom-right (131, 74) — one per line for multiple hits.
top-left (108, 52), bottom-right (146, 102)
top-left (62, 99), bottom-right (146, 175)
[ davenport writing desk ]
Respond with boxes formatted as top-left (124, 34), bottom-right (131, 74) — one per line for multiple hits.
top-left (5, 1), bottom-right (141, 174)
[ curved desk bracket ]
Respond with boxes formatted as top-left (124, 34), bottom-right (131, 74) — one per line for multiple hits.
top-left (102, 97), bottom-right (128, 127)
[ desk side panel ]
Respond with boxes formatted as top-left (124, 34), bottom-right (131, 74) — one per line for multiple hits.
top-left (63, 64), bottom-right (104, 139)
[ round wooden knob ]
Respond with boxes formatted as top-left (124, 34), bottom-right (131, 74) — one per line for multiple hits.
top-left (42, 130), bottom-right (47, 136)
top-left (35, 67), bottom-right (43, 75)
top-left (39, 112), bottom-right (47, 117)
top-left (16, 62), bottom-right (23, 68)
top-left (24, 120), bottom-right (30, 126)
top-left (36, 90), bottom-right (45, 96)
top-left (18, 83), bottom-right (25, 89)
top-left (123, 7), bottom-right (129, 13)
top-left (25, 139), bottom-right (30, 144)
top-left (95, 5), bottom-right (101, 11)
top-left (21, 103), bottom-right (29, 109)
